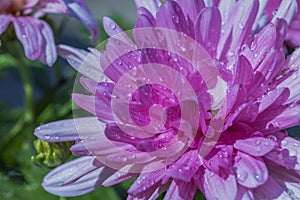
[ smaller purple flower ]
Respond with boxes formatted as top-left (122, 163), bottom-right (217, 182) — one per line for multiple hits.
top-left (0, 0), bottom-right (99, 66)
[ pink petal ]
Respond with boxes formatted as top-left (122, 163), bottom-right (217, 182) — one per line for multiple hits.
top-left (257, 88), bottom-right (290, 113)
top-left (164, 180), bottom-right (197, 200)
top-left (203, 170), bottom-right (237, 200)
top-left (128, 169), bottom-right (165, 197)
top-left (72, 94), bottom-right (96, 116)
top-left (80, 77), bottom-right (98, 94)
top-left (234, 151), bottom-right (268, 188)
top-left (234, 137), bottom-right (277, 156)
top-left (217, 0), bottom-right (259, 60)
top-left (194, 6), bottom-right (222, 57)
top-left (165, 150), bottom-right (202, 182)
top-left (102, 170), bottom-right (137, 187)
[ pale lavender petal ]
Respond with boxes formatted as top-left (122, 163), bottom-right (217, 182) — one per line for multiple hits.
top-left (234, 137), bottom-right (277, 156)
top-left (80, 77), bottom-right (97, 94)
top-left (203, 170), bottom-right (237, 200)
top-left (234, 151), bottom-right (268, 188)
top-left (34, 117), bottom-right (100, 142)
top-left (134, 0), bottom-right (162, 16)
top-left (233, 55), bottom-right (254, 85)
top-left (0, 14), bottom-right (12, 35)
top-left (135, 7), bottom-right (156, 29)
top-left (70, 141), bottom-right (92, 156)
top-left (257, 88), bottom-right (289, 113)
top-left (164, 180), bottom-right (197, 200)
top-left (194, 6), bottom-right (222, 57)
top-left (42, 156), bottom-right (115, 197)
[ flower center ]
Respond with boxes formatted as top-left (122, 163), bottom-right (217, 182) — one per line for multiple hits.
top-left (0, 0), bottom-right (26, 16)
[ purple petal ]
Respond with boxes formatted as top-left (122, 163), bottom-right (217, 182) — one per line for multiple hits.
top-left (135, 7), bottom-right (156, 28)
top-left (234, 137), bottom-right (277, 156)
top-left (257, 88), bottom-right (290, 114)
top-left (241, 18), bottom-right (287, 69)
top-left (42, 156), bottom-right (114, 197)
top-left (234, 151), bottom-right (268, 188)
top-left (0, 14), bottom-right (12, 35)
top-left (175, 0), bottom-right (205, 21)
top-left (156, 0), bottom-right (193, 36)
top-left (128, 169), bottom-right (165, 197)
top-left (164, 180), bottom-right (197, 200)
top-left (233, 55), bottom-right (254, 85)
top-left (265, 136), bottom-right (300, 170)
top-left (194, 6), bottom-right (222, 57)
top-left (203, 170), bottom-right (237, 200)
top-left (271, 0), bottom-right (298, 25)
top-left (217, 0), bottom-right (259, 60)
top-left (134, 0), bottom-right (162, 16)
top-left (80, 77), bottom-right (97, 94)
top-left (34, 117), bottom-right (100, 142)
top-left (236, 185), bottom-right (254, 200)
top-left (165, 150), bottom-right (201, 182)
top-left (253, 176), bottom-right (291, 199)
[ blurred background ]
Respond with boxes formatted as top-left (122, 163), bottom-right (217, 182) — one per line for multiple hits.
top-left (0, 1), bottom-right (137, 199)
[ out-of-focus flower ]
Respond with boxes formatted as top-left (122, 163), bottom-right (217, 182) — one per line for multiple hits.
top-left (0, 0), bottom-right (99, 66)
top-left (35, 0), bottom-right (300, 199)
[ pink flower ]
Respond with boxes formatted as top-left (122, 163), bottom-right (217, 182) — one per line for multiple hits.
top-left (0, 0), bottom-right (99, 66)
top-left (35, 0), bottom-right (300, 199)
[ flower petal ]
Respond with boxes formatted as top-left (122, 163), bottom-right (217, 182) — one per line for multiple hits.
top-left (234, 151), bottom-right (268, 188)
top-left (175, 0), bottom-right (205, 21)
top-left (134, 0), bottom-right (162, 16)
top-left (194, 6), bottom-right (222, 57)
top-left (164, 180), bottom-right (197, 200)
top-left (0, 14), bottom-right (12, 35)
top-left (234, 137), bottom-right (277, 156)
top-left (236, 185), bottom-right (254, 200)
top-left (203, 170), bottom-right (237, 200)
top-left (34, 117), bottom-right (100, 142)
top-left (42, 156), bottom-right (114, 197)
top-left (165, 150), bottom-right (202, 182)
top-left (253, 176), bottom-right (291, 199)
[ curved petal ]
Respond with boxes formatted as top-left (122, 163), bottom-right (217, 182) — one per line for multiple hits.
top-left (234, 151), bottom-right (268, 188)
top-left (0, 14), bottom-right (12, 35)
top-left (202, 170), bottom-right (237, 200)
top-left (234, 137), bottom-right (277, 156)
top-left (164, 180), bottom-right (197, 200)
top-left (34, 117), bottom-right (101, 142)
top-left (42, 156), bottom-right (115, 197)
top-left (134, 0), bottom-right (162, 16)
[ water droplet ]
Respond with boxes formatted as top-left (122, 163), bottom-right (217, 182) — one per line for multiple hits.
top-left (22, 34), bottom-right (26, 39)
top-left (178, 168), bottom-right (183, 173)
top-left (254, 169), bottom-right (265, 183)
top-left (237, 171), bottom-right (248, 182)
top-left (238, 22), bottom-right (244, 29)
top-left (255, 139), bottom-right (261, 145)
top-left (120, 156), bottom-right (128, 162)
top-left (272, 9), bottom-right (278, 16)
top-left (44, 135), bottom-right (50, 140)
top-left (172, 15), bottom-right (179, 24)
top-left (209, 171), bottom-right (215, 177)
top-left (254, 53), bottom-right (258, 58)
top-left (250, 41), bottom-right (257, 51)
top-left (109, 22), bottom-right (116, 30)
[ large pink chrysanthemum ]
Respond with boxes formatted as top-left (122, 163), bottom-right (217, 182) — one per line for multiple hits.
top-left (0, 0), bottom-right (99, 66)
top-left (35, 0), bottom-right (300, 199)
